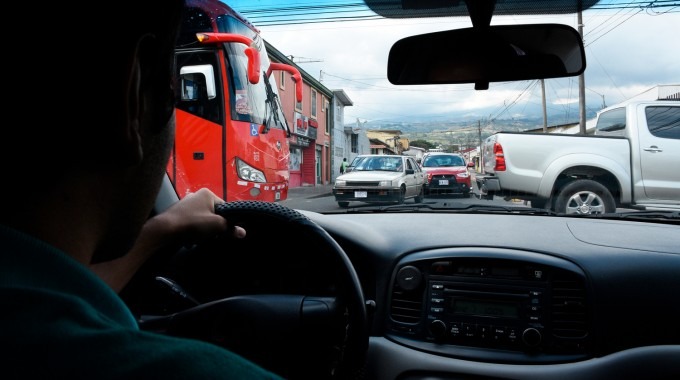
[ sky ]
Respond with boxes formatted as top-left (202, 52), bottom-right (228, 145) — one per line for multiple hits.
top-left (226, 0), bottom-right (680, 126)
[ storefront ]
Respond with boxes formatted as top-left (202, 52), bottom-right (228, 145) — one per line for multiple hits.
top-left (289, 112), bottom-right (317, 188)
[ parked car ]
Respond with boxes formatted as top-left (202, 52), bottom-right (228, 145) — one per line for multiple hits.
top-left (420, 152), bottom-right (473, 197)
top-left (475, 99), bottom-right (680, 213)
top-left (332, 154), bottom-right (426, 207)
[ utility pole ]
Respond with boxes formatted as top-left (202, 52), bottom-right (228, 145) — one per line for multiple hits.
top-left (477, 120), bottom-right (483, 172)
top-left (578, 9), bottom-right (587, 135)
top-left (541, 79), bottom-right (548, 132)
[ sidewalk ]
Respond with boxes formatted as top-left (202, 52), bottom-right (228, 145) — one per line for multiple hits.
top-left (287, 184), bottom-right (334, 200)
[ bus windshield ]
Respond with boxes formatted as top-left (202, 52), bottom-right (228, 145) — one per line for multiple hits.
top-left (218, 15), bottom-right (288, 133)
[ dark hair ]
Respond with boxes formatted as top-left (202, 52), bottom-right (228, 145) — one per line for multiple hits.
top-left (4, 0), bottom-right (186, 187)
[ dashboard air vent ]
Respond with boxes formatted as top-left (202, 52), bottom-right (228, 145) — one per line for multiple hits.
top-left (390, 265), bottom-right (424, 323)
top-left (550, 271), bottom-right (589, 350)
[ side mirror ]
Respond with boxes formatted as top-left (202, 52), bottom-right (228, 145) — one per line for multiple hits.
top-left (405, 168), bottom-right (415, 175)
top-left (196, 33), bottom-right (261, 85)
top-left (467, 161), bottom-right (475, 168)
top-left (267, 63), bottom-right (303, 103)
top-left (180, 65), bottom-right (217, 100)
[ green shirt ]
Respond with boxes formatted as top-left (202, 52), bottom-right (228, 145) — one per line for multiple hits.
top-left (0, 225), bottom-right (283, 379)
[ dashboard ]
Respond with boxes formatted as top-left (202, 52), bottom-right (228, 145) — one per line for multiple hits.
top-left (299, 211), bottom-right (680, 380)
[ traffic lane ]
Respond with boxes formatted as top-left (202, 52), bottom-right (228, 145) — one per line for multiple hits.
top-left (281, 189), bottom-right (526, 213)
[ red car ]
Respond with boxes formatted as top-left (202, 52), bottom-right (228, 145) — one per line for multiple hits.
top-left (420, 152), bottom-right (473, 197)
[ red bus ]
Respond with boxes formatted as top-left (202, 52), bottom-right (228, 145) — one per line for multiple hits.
top-left (167, 0), bottom-right (301, 202)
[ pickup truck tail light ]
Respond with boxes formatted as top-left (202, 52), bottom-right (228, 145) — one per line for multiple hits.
top-left (494, 142), bottom-right (506, 171)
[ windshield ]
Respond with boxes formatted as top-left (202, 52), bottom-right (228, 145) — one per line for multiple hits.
top-left (217, 16), bottom-right (287, 131)
top-left (205, 0), bottom-right (679, 221)
top-left (422, 155), bottom-right (465, 168)
top-left (352, 156), bottom-right (403, 172)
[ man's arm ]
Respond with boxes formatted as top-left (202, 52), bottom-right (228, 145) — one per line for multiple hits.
top-left (90, 188), bottom-right (245, 292)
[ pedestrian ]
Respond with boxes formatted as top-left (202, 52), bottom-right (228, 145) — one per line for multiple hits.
top-left (340, 157), bottom-right (349, 174)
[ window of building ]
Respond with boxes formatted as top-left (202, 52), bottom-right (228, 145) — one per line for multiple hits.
top-left (325, 100), bottom-right (330, 135)
top-left (279, 71), bottom-right (285, 90)
top-left (295, 88), bottom-right (303, 111)
top-left (311, 89), bottom-right (317, 118)
top-left (351, 134), bottom-right (358, 153)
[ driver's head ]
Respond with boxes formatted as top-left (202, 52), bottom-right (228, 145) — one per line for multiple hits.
top-left (1, 0), bottom-right (186, 263)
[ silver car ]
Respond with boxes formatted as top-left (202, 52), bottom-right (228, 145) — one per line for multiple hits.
top-left (333, 155), bottom-right (426, 207)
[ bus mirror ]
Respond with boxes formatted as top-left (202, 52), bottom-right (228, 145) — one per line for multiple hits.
top-left (267, 63), bottom-right (303, 103)
top-left (196, 33), bottom-right (261, 85)
top-left (179, 64), bottom-right (217, 101)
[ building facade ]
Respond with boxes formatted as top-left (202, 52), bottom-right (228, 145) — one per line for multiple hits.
top-left (266, 41), bottom-right (334, 188)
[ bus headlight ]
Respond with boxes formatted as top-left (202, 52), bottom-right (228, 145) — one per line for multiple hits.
top-left (236, 157), bottom-right (266, 183)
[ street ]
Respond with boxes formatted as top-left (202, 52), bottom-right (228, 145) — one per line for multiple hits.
top-left (281, 175), bottom-right (529, 213)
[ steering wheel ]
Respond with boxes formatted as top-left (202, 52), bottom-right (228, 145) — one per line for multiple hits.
top-left (127, 201), bottom-right (368, 379)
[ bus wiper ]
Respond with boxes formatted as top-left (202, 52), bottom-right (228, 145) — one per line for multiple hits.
top-left (262, 71), bottom-right (288, 135)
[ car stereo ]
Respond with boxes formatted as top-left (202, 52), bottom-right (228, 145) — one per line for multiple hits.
top-left (388, 253), bottom-right (590, 357)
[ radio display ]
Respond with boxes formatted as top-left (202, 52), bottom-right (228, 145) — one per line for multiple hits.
top-left (452, 299), bottom-right (519, 318)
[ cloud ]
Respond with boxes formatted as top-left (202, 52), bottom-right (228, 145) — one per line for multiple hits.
top-left (252, 4), bottom-right (679, 123)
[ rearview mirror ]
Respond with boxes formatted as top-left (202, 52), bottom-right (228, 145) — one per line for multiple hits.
top-left (387, 24), bottom-right (585, 89)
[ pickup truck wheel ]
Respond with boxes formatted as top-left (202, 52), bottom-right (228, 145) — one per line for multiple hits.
top-left (555, 179), bottom-right (616, 215)
top-left (530, 199), bottom-right (548, 209)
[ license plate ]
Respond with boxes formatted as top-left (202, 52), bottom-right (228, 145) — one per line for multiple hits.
top-left (275, 191), bottom-right (281, 200)
top-left (355, 191), bottom-right (367, 198)
top-left (438, 179), bottom-right (449, 185)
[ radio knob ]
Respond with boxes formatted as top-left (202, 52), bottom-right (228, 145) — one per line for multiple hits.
top-left (522, 327), bottom-right (542, 347)
top-left (396, 265), bottom-right (422, 291)
top-left (429, 319), bottom-right (447, 340)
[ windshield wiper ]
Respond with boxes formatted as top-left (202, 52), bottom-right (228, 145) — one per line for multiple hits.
top-left (587, 210), bottom-right (680, 223)
top-left (338, 202), bottom-right (559, 215)
top-left (262, 71), bottom-right (289, 135)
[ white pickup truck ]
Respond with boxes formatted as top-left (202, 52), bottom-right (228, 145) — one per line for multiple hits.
top-left (475, 99), bottom-right (680, 214)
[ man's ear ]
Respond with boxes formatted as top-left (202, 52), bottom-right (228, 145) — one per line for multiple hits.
top-left (121, 39), bottom-right (148, 167)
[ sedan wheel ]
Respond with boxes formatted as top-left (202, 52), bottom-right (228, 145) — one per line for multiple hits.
top-left (397, 186), bottom-right (406, 204)
top-left (414, 186), bottom-right (424, 203)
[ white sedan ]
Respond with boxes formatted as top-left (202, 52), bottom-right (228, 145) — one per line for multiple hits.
top-left (333, 154), bottom-right (426, 207)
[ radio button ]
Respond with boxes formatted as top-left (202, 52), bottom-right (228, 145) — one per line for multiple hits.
top-left (492, 326), bottom-right (507, 342)
top-left (507, 328), bottom-right (519, 343)
top-left (449, 322), bottom-right (462, 338)
top-left (527, 305), bottom-right (542, 312)
top-left (430, 307), bottom-right (444, 314)
top-left (522, 327), bottom-right (542, 347)
top-left (429, 319), bottom-right (447, 340)
top-left (478, 325), bottom-right (492, 340)
top-left (431, 298), bottom-right (445, 304)
top-left (462, 323), bottom-right (476, 338)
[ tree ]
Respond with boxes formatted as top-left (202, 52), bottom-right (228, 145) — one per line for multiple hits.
top-left (410, 139), bottom-right (436, 150)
